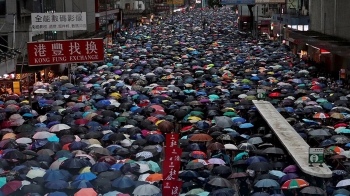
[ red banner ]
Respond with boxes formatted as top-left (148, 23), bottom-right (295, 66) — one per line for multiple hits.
top-left (165, 133), bottom-right (179, 148)
top-left (162, 180), bottom-right (183, 196)
top-left (27, 38), bottom-right (104, 66)
top-left (165, 147), bottom-right (182, 161)
top-left (162, 160), bottom-right (181, 181)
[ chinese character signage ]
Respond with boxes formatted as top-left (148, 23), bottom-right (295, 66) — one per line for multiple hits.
top-left (163, 161), bottom-right (181, 181)
top-left (221, 0), bottom-right (255, 5)
top-left (166, 133), bottom-right (179, 147)
top-left (165, 147), bottom-right (182, 161)
top-left (167, 0), bottom-right (184, 5)
top-left (31, 12), bottom-right (87, 32)
top-left (163, 180), bottom-right (183, 196)
top-left (27, 39), bottom-right (104, 66)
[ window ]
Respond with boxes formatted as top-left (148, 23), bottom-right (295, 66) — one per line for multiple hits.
top-left (125, 3), bottom-right (130, 10)
top-left (0, 35), bottom-right (8, 52)
top-left (0, 0), bottom-right (6, 16)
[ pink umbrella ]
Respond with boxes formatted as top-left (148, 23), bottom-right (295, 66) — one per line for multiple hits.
top-left (283, 165), bottom-right (297, 173)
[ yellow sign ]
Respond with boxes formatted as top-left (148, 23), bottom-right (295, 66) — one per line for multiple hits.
top-left (13, 81), bottom-right (21, 95)
top-left (167, 0), bottom-right (184, 5)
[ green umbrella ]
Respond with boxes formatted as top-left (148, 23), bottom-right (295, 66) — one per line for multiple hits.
top-left (209, 94), bottom-right (220, 101)
top-left (241, 79), bottom-right (251, 84)
top-left (234, 152), bottom-right (248, 161)
top-left (245, 95), bottom-right (257, 100)
top-left (223, 112), bottom-right (238, 117)
top-left (0, 177), bottom-right (6, 188)
top-left (187, 188), bottom-right (205, 195)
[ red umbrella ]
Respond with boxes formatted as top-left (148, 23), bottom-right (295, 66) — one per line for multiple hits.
top-left (311, 85), bottom-right (322, 90)
top-left (189, 134), bottom-right (213, 142)
top-left (75, 119), bottom-right (89, 125)
top-left (334, 123), bottom-right (348, 129)
top-left (269, 92), bottom-right (281, 98)
top-left (1, 121), bottom-right (12, 128)
top-left (0, 180), bottom-right (22, 195)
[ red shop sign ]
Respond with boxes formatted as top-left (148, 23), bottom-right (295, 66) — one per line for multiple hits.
top-left (162, 160), bottom-right (181, 181)
top-left (165, 133), bottom-right (179, 147)
top-left (162, 180), bottom-right (183, 196)
top-left (27, 38), bottom-right (104, 66)
top-left (165, 147), bottom-right (182, 161)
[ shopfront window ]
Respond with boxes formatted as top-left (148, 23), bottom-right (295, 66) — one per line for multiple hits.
top-left (99, 0), bottom-right (117, 12)
top-left (0, 0), bottom-right (6, 16)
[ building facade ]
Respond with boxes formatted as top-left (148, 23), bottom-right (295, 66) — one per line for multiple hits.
top-left (289, 0), bottom-right (350, 78)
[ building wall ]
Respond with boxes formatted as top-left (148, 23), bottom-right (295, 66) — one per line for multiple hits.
top-left (309, 0), bottom-right (350, 40)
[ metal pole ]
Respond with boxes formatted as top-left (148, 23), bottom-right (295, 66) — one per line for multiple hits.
top-left (279, 3), bottom-right (282, 42)
top-left (256, 5), bottom-right (258, 40)
top-left (105, 2), bottom-right (108, 49)
top-left (13, 14), bottom-right (15, 49)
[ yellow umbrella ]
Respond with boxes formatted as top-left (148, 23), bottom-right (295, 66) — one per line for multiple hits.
top-left (110, 92), bottom-right (122, 99)
top-left (2, 133), bottom-right (16, 140)
top-left (79, 167), bottom-right (91, 174)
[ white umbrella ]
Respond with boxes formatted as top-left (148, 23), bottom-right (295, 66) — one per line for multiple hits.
top-left (49, 124), bottom-right (71, 132)
top-left (341, 151), bottom-right (350, 158)
top-left (26, 169), bottom-right (46, 179)
top-left (16, 137), bottom-right (32, 144)
top-left (138, 173), bottom-right (150, 181)
top-left (50, 158), bottom-right (67, 169)
top-left (33, 132), bottom-right (55, 139)
top-left (224, 144), bottom-right (238, 150)
top-left (337, 179), bottom-right (350, 187)
top-left (34, 89), bottom-right (49, 94)
top-left (138, 164), bottom-right (150, 173)
top-left (133, 184), bottom-right (161, 196)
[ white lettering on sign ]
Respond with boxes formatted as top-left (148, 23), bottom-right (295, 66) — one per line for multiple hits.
top-left (69, 42), bottom-right (81, 55)
top-left (34, 44), bottom-right (47, 57)
top-left (52, 56), bottom-right (67, 62)
top-left (52, 43), bottom-right (64, 56)
top-left (34, 58), bottom-right (50, 64)
top-left (69, 55), bottom-right (99, 61)
top-left (86, 41), bottom-right (98, 54)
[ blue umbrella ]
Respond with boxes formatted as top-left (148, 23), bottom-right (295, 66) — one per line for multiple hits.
top-left (47, 192), bottom-right (68, 196)
top-left (146, 134), bottom-right (165, 143)
top-left (43, 169), bottom-right (71, 181)
top-left (302, 119), bottom-right (320, 125)
top-left (75, 172), bottom-right (97, 181)
top-left (255, 179), bottom-right (280, 188)
top-left (110, 163), bottom-right (124, 170)
top-left (91, 162), bottom-right (111, 173)
top-left (319, 139), bottom-right (336, 147)
top-left (245, 156), bottom-right (268, 165)
top-left (112, 176), bottom-right (135, 189)
top-left (239, 123), bottom-right (254, 129)
top-left (232, 117), bottom-right (246, 124)
top-left (45, 180), bottom-right (69, 190)
top-left (71, 180), bottom-right (94, 189)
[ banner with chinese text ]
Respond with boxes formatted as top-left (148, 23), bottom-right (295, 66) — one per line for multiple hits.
top-left (165, 133), bottom-right (179, 148)
top-left (163, 180), bottom-right (183, 196)
top-left (27, 39), bottom-right (104, 66)
top-left (162, 160), bottom-right (181, 181)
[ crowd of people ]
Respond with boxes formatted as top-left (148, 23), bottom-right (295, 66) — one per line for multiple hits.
top-left (0, 6), bottom-right (350, 196)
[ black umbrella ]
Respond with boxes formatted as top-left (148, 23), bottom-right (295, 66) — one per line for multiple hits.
top-left (247, 162), bottom-right (273, 171)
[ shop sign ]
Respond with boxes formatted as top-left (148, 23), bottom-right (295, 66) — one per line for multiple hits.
top-left (221, 0), bottom-right (255, 5)
top-left (340, 69), bottom-right (346, 79)
top-left (255, 0), bottom-right (284, 3)
top-left (309, 148), bottom-right (324, 164)
top-left (167, 0), bottom-right (184, 5)
top-left (196, 0), bottom-right (202, 3)
top-left (156, 6), bottom-right (170, 11)
top-left (31, 12), bottom-right (87, 32)
top-left (27, 39), bottom-right (104, 66)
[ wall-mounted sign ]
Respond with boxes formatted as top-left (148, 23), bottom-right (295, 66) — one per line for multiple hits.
top-left (31, 12), bottom-right (87, 32)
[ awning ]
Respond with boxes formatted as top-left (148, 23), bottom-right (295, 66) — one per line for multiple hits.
top-left (289, 30), bottom-right (350, 57)
top-left (16, 63), bottom-right (46, 73)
